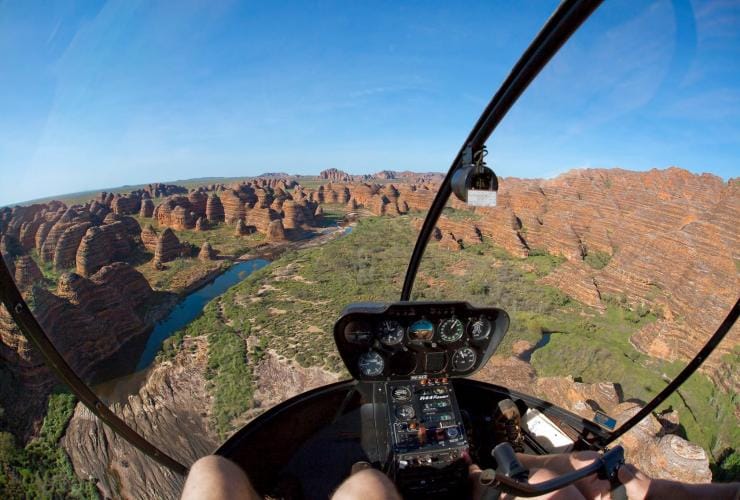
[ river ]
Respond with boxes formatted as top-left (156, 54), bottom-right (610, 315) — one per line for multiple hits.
top-left (135, 258), bottom-right (270, 370)
top-left (94, 258), bottom-right (269, 402)
top-left (94, 222), bottom-right (354, 402)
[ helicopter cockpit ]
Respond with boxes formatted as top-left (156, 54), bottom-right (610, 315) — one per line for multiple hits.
top-left (214, 299), bottom-right (628, 499)
top-left (0, 0), bottom-right (738, 499)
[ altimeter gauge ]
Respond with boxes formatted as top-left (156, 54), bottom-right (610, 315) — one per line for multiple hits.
top-left (379, 320), bottom-right (405, 346)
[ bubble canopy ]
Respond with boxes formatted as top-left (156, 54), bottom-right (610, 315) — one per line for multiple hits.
top-left (0, 0), bottom-right (738, 496)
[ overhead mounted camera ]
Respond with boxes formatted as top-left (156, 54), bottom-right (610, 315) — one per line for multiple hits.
top-left (451, 145), bottom-right (498, 207)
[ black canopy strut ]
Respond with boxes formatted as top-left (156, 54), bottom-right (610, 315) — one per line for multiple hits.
top-left (401, 0), bottom-right (604, 301)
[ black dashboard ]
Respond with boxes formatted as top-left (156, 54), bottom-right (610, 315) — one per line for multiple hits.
top-left (333, 301), bottom-right (510, 381)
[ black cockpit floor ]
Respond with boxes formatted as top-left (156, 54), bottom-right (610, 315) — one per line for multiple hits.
top-left (280, 408), bottom-right (367, 499)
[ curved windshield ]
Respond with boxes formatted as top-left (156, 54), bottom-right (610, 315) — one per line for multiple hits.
top-left (0, 1), bottom-right (737, 498)
top-left (414, 0), bottom-right (739, 485)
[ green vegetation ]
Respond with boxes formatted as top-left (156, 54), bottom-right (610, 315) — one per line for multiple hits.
top-left (442, 206), bottom-right (481, 221)
top-left (27, 249), bottom-right (62, 289)
top-left (207, 321), bottom-right (255, 438)
top-left (525, 249), bottom-right (566, 277)
top-left (137, 256), bottom-right (225, 293)
top-left (159, 214), bottom-right (735, 463)
top-left (132, 215), bottom-right (266, 260)
top-left (0, 393), bottom-right (98, 499)
top-left (584, 250), bottom-right (612, 269)
top-left (712, 449), bottom-right (740, 482)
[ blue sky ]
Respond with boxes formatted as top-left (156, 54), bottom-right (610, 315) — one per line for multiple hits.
top-left (0, 0), bottom-right (738, 205)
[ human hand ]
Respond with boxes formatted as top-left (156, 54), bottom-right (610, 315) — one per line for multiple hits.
top-left (569, 451), bottom-right (614, 500)
top-left (617, 463), bottom-right (651, 500)
top-left (468, 463), bottom-right (486, 500)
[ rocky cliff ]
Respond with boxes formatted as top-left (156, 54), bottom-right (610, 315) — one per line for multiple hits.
top-left (63, 340), bottom-right (339, 499)
top-left (63, 336), bottom-right (216, 500)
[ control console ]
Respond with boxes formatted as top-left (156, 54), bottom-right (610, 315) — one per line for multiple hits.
top-left (336, 302), bottom-right (511, 498)
top-left (386, 377), bottom-right (469, 497)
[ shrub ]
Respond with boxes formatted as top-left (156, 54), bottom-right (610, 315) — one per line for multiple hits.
top-left (584, 250), bottom-right (611, 270)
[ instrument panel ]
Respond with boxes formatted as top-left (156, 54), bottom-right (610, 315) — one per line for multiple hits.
top-left (334, 302), bottom-right (509, 381)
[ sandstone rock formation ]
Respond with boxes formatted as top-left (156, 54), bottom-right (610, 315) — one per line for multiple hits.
top-left (267, 219), bottom-right (286, 242)
top-left (154, 197), bottom-right (195, 230)
top-left (13, 255), bottom-right (43, 291)
top-left (281, 200), bottom-right (303, 229)
top-left (221, 190), bottom-right (245, 224)
top-left (140, 199), bottom-right (155, 218)
top-left (154, 228), bottom-right (182, 265)
top-left (319, 168), bottom-right (352, 182)
top-left (53, 222), bottom-right (92, 271)
top-left (111, 194), bottom-right (141, 215)
top-left (612, 402), bottom-right (712, 483)
top-left (76, 222), bottom-right (136, 277)
top-left (188, 191), bottom-right (208, 218)
top-left (0, 303), bottom-right (55, 439)
top-left (24, 264), bottom-right (152, 382)
top-left (206, 194), bottom-right (225, 223)
top-left (91, 262), bottom-right (153, 309)
top-left (198, 242), bottom-right (215, 261)
top-left (141, 224), bottom-right (158, 253)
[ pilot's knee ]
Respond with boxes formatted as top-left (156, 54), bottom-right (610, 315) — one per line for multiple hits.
top-left (182, 455), bottom-right (258, 500)
top-left (332, 469), bottom-right (401, 500)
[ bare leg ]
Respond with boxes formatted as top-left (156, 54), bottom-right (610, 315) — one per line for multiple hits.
top-left (501, 468), bottom-right (586, 500)
top-left (470, 465), bottom-right (585, 500)
top-left (181, 455), bottom-right (261, 500)
top-left (331, 469), bottom-right (402, 500)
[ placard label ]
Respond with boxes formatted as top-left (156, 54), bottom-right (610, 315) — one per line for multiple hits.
top-left (467, 189), bottom-right (497, 207)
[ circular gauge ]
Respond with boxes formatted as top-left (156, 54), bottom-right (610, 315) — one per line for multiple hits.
top-left (396, 404), bottom-right (415, 420)
top-left (451, 347), bottom-right (477, 372)
top-left (344, 320), bottom-right (373, 344)
top-left (408, 318), bottom-right (435, 342)
top-left (439, 318), bottom-right (464, 343)
top-left (468, 316), bottom-right (492, 341)
top-left (358, 351), bottom-right (385, 377)
top-left (391, 386), bottom-right (412, 402)
top-left (389, 351), bottom-right (417, 376)
top-left (379, 320), bottom-right (405, 346)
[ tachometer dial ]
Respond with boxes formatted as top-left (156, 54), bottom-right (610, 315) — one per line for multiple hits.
top-left (358, 351), bottom-right (385, 377)
top-left (451, 347), bottom-right (477, 372)
top-left (468, 316), bottom-right (492, 342)
top-left (379, 320), bottom-right (405, 346)
top-left (439, 318), bottom-right (464, 343)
